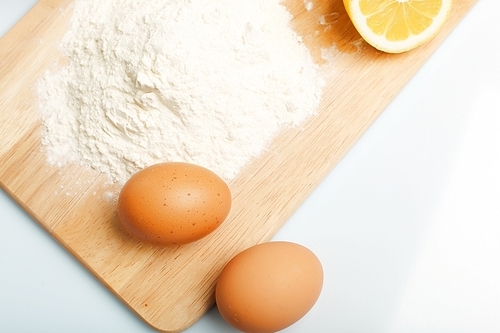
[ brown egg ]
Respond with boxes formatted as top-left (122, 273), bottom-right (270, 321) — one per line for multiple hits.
top-left (215, 241), bottom-right (323, 333)
top-left (117, 162), bottom-right (231, 246)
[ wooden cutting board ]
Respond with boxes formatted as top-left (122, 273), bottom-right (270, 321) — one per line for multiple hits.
top-left (0, 0), bottom-right (477, 331)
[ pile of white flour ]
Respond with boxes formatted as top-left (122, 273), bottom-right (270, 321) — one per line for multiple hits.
top-left (38, 0), bottom-right (324, 185)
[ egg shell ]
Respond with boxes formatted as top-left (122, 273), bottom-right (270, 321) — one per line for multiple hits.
top-left (117, 162), bottom-right (231, 246)
top-left (215, 241), bottom-right (323, 333)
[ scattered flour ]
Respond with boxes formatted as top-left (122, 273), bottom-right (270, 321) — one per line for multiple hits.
top-left (38, 0), bottom-right (324, 185)
top-left (304, 0), bottom-right (314, 11)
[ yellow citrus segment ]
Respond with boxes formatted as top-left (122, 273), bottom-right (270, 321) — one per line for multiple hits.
top-left (360, 0), bottom-right (394, 16)
top-left (344, 0), bottom-right (453, 53)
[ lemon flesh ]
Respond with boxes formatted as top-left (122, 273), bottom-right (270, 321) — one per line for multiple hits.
top-left (344, 0), bottom-right (453, 53)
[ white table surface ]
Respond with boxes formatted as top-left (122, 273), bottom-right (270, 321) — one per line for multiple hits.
top-left (1, 0), bottom-right (499, 332)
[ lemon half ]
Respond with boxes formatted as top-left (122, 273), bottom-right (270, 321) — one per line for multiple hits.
top-left (344, 0), bottom-right (453, 53)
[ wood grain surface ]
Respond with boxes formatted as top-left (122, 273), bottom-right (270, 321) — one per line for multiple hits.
top-left (0, 0), bottom-right (477, 332)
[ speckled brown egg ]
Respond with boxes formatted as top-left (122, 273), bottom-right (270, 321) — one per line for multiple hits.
top-left (117, 162), bottom-right (231, 246)
top-left (215, 241), bottom-right (323, 333)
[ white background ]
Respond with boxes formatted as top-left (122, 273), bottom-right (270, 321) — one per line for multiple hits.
top-left (1, 0), bottom-right (499, 332)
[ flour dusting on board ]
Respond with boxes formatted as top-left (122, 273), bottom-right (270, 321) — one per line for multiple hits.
top-left (38, 0), bottom-right (324, 185)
